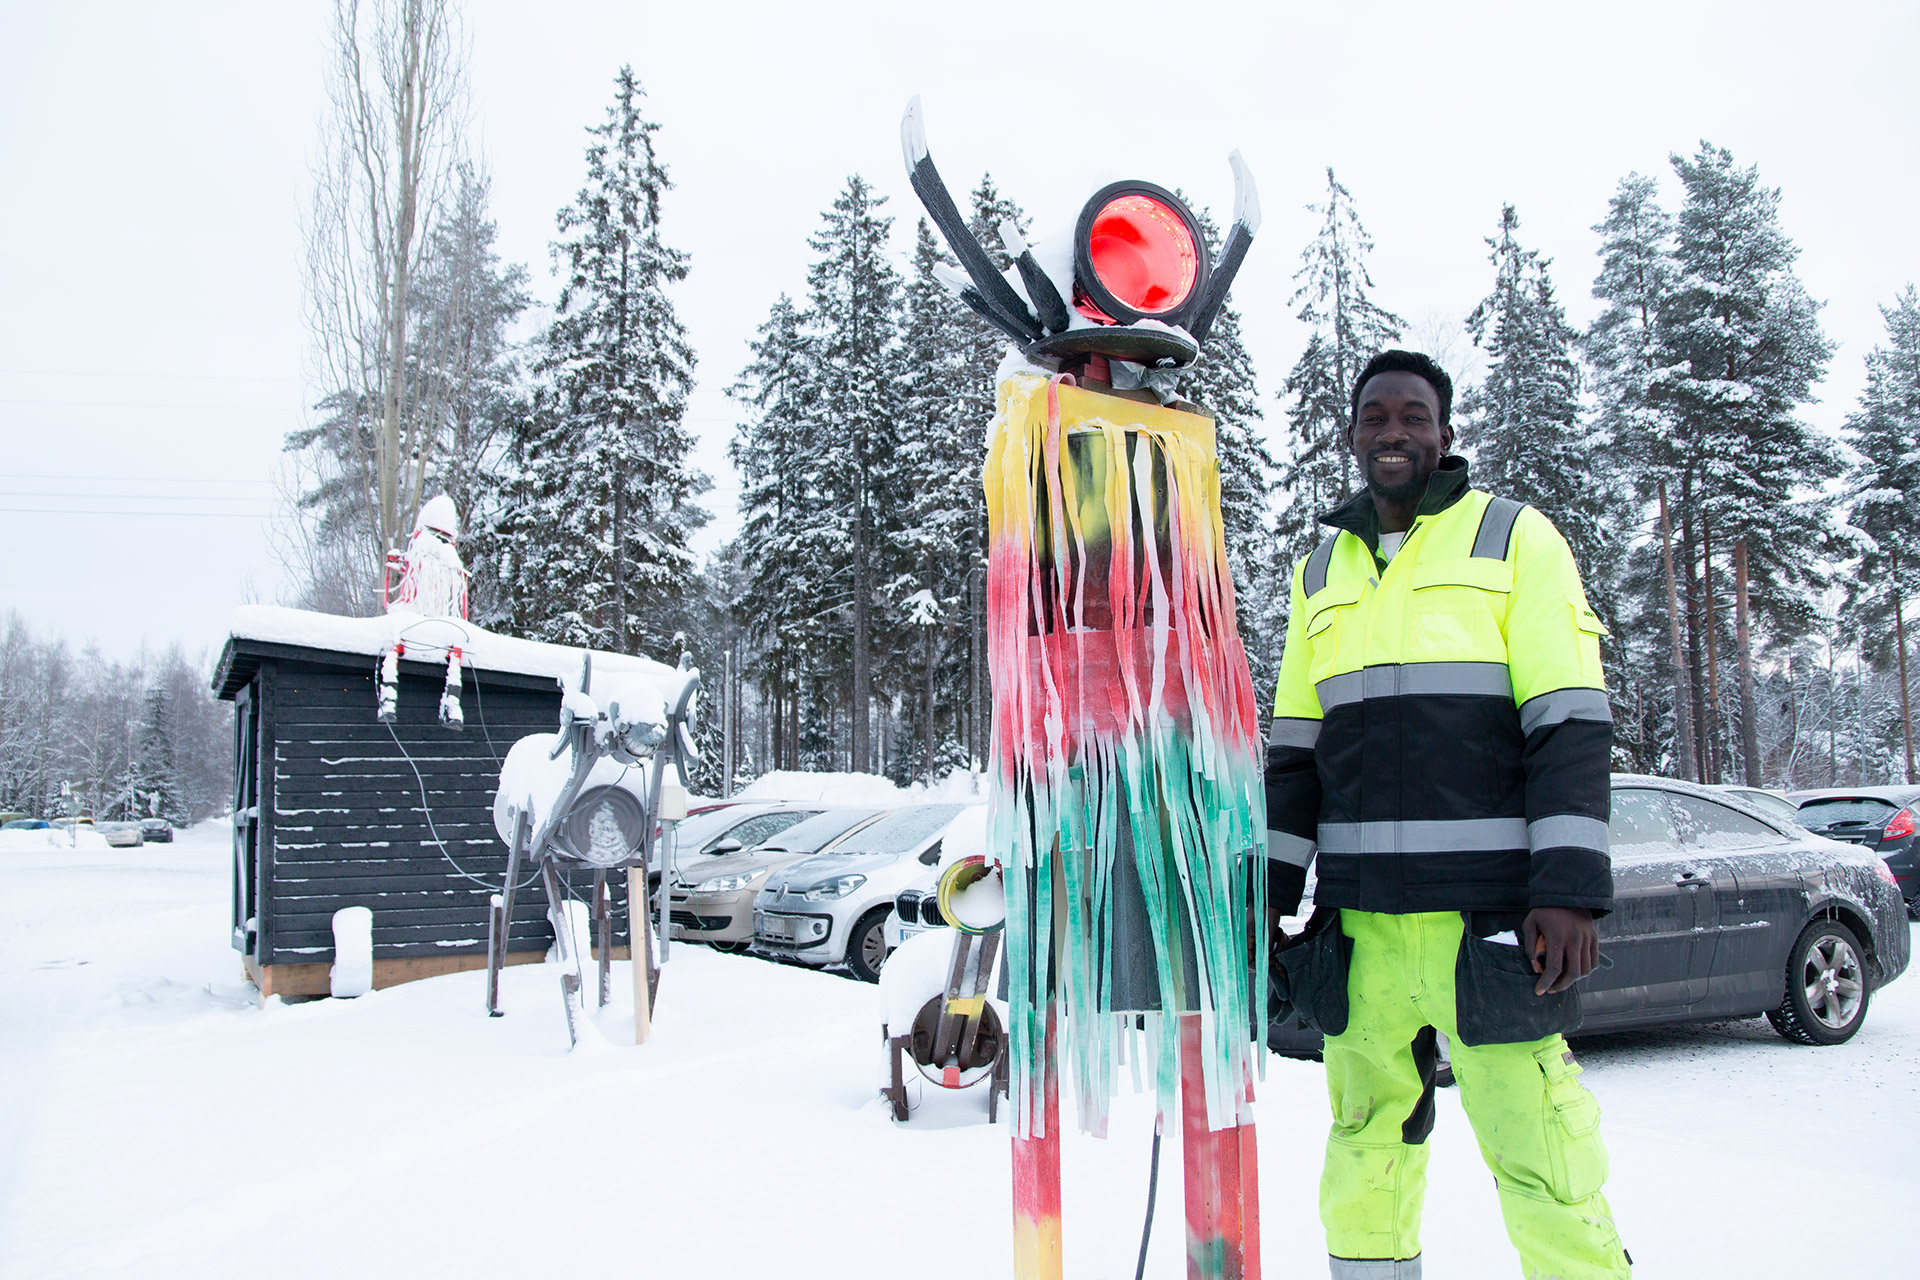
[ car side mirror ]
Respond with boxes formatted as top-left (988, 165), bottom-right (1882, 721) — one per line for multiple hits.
top-left (917, 840), bottom-right (943, 867)
top-left (710, 837), bottom-right (743, 855)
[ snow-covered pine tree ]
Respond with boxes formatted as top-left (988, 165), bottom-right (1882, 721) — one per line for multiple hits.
top-left (131, 684), bottom-right (187, 825)
top-left (1843, 284), bottom-right (1920, 780)
top-left (800, 174), bottom-right (904, 772)
top-left (1277, 168), bottom-right (1405, 573)
top-left (408, 166), bottom-right (531, 626)
top-left (895, 218), bottom-right (977, 782)
top-left (1584, 172), bottom-right (1691, 775)
top-left (728, 294), bottom-right (826, 771)
top-left (1462, 205), bottom-right (1615, 596)
top-left (505, 66), bottom-right (705, 656)
top-left (1651, 142), bottom-right (1838, 783)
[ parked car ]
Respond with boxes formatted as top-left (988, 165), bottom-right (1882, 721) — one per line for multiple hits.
top-left (670, 806), bottom-right (887, 950)
top-left (50, 817), bottom-right (95, 830)
top-left (138, 817), bottom-right (174, 843)
top-left (752, 802), bottom-right (979, 982)
top-left (98, 821), bottom-right (145, 848)
top-left (1712, 784), bottom-right (1806, 829)
top-left (1270, 774), bottom-right (1911, 1058)
top-left (1789, 785), bottom-right (1920, 919)
top-left (666, 802), bottom-right (825, 878)
top-left (2, 818), bottom-right (51, 830)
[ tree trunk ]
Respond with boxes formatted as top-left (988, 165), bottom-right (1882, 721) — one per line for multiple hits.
top-left (1680, 481), bottom-right (1709, 781)
top-left (612, 463), bottom-right (627, 652)
top-left (923, 617), bottom-right (936, 787)
top-left (1702, 517), bottom-right (1723, 784)
top-left (1734, 538), bottom-right (1761, 785)
top-left (1896, 546), bottom-right (1915, 784)
top-left (851, 475), bottom-right (871, 774)
top-left (1658, 481), bottom-right (1697, 781)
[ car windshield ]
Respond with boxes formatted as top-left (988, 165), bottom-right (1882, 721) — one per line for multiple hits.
top-left (759, 807), bottom-right (882, 854)
top-left (1797, 798), bottom-right (1899, 830)
top-left (672, 807), bottom-right (760, 849)
top-left (829, 804), bottom-right (968, 855)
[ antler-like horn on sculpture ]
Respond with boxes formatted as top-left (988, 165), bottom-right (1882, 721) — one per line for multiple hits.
top-left (901, 95), bottom-right (1260, 370)
top-left (1187, 150), bottom-right (1262, 347)
top-left (900, 96), bottom-right (1043, 344)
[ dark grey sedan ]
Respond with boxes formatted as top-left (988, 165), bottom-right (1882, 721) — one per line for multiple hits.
top-left (1271, 774), bottom-right (1912, 1054)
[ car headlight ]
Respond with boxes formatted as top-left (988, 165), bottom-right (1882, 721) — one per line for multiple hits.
top-left (802, 873), bottom-right (866, 901)
top-left (696, 870), bottom-right (764, 894)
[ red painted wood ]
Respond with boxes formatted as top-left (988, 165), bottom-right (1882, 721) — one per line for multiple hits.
top-left (1012, 1002), bottom-right (1063, 1280)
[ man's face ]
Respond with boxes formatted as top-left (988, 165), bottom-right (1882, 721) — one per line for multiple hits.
top-left (1348, 371), bottom-right (1453, 502)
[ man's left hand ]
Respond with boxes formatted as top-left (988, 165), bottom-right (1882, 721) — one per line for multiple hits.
top-left (1522, 906), bottom-right (1598, 996)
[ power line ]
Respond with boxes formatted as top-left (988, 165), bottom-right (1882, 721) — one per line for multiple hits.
top-left (0, 367), bottom-right (300, 384)
top-left (0, 507), bottom-right (273, 519)
top-left (4, 473), bottom-right (273, 485)
top-left (0, 491), bottom-right (276, 502)
top-left (0, 397), bottom-right (300, 412)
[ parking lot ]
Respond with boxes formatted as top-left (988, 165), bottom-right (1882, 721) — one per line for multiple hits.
top-left (2, 823), bottom-right (1916, 1278)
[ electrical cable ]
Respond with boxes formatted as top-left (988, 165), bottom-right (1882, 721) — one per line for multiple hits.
top-left (1135, 1111), bottom-right (1163, 1280)
top-left (376, 652), bottom-right (540, 892)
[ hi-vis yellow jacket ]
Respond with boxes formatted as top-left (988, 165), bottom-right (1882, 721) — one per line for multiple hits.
top-left (1264, 456), bottom-right (1614, 919)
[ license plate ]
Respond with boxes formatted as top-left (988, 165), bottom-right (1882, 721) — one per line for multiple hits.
top-left (760, 913), bottom-right (797, 942)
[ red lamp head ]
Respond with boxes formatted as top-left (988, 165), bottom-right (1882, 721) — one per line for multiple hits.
top-left (1072, 182), bottom-right (1209, 327)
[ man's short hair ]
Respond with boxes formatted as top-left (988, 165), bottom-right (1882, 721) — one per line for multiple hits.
top-left (1350, 349), bottom-right (1454, 429)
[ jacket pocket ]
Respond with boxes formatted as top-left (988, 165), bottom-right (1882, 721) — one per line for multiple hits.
top-left (1301, 579), bottom-right (1364, 684)
top-left (1273, 907), bottom-right (1352, 1036)
top-left (1407, 560), bottom-right (1511, 661)
top-left (1452, 927), bottom-right (1582, 1047)
top-left (1571, 599), bottom-right (1608, 685)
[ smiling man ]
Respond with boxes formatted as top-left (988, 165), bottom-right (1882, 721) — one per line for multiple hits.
top-left (1264, 350), bottom-right (1630, 1278)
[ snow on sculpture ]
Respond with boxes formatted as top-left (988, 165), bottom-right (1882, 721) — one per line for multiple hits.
top-left (903, 97), bottom-right (1266, 1280)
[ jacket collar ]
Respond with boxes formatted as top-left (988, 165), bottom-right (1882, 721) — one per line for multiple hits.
top-left (1320, 455), bottom-right (1473, 553)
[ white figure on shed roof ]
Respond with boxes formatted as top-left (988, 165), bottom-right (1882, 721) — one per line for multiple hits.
top-left (385, 494), bottom-right (470, 621)
top-left (378, 495), bottom-right (472, 728)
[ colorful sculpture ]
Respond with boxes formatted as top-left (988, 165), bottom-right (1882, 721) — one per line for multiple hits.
top-left (903, 100), bottom-right (1267, 1279)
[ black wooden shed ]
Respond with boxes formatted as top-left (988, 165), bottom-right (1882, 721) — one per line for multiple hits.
top-left (212, 607), bottom-right (656, 998)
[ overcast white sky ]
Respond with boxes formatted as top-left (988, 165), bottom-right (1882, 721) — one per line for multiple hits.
top-left (3, 0), bottom-right (1915, 663)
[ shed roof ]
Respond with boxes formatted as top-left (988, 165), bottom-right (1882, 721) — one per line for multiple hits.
top-left (212, 605), bottom-right (681, 701)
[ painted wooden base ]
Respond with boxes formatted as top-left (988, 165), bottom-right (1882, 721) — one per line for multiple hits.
top-left (244, 946), bottom-right (632, 1000)
top-left (1011, 1003), bottom-right (1063, 1280)
top-left (1177, 1014), bottom-right (1260, 1280)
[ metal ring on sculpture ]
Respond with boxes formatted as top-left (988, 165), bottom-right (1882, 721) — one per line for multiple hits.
top-left (936, 855), bottom-right (1007, 934)
top-left (1071, 180), bottom-right (1211, 329)
top-left (553, 784), bottom-right (649, 867)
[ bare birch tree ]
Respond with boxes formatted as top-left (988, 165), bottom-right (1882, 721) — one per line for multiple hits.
top-left (295, 0), bottom-right (468, 608)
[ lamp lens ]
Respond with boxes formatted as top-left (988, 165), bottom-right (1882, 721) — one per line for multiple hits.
top-left (1085, 194), bottom-right (1199, 316)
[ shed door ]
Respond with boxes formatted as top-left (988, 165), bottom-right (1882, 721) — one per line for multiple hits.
top-left (232, 683), bottom-right (261, 954)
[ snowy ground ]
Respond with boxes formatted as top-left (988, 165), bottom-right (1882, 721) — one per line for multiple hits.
top-left (2, 822), bottom-right (1916, 1278)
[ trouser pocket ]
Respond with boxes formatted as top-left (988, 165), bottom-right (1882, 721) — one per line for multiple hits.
top-left (1274, 907), bottom-right (1352, 1036)
top-left (1453, 926), bottom-right (1582, 1046)
top-left (1533, 1043), bottom-right (1609, 1202)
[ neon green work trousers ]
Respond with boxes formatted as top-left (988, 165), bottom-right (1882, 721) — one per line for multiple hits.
top-left (1321, 910), bottom-right (1631, 1279)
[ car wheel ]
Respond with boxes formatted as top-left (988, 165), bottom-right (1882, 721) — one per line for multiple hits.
top-left (1766, 918), bottom-right (1871, 1046)
top-left (844, 908), bottom-right (891, 983)
top-left (1906, 898), bottom-right (1920, 923)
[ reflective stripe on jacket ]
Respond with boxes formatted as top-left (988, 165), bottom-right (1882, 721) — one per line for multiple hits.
top-left (1264, 457), bottom-right (1614, 917)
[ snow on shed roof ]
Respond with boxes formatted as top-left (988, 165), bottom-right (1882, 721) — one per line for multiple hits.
top-left (212, 604), bottom-right (681, 700)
